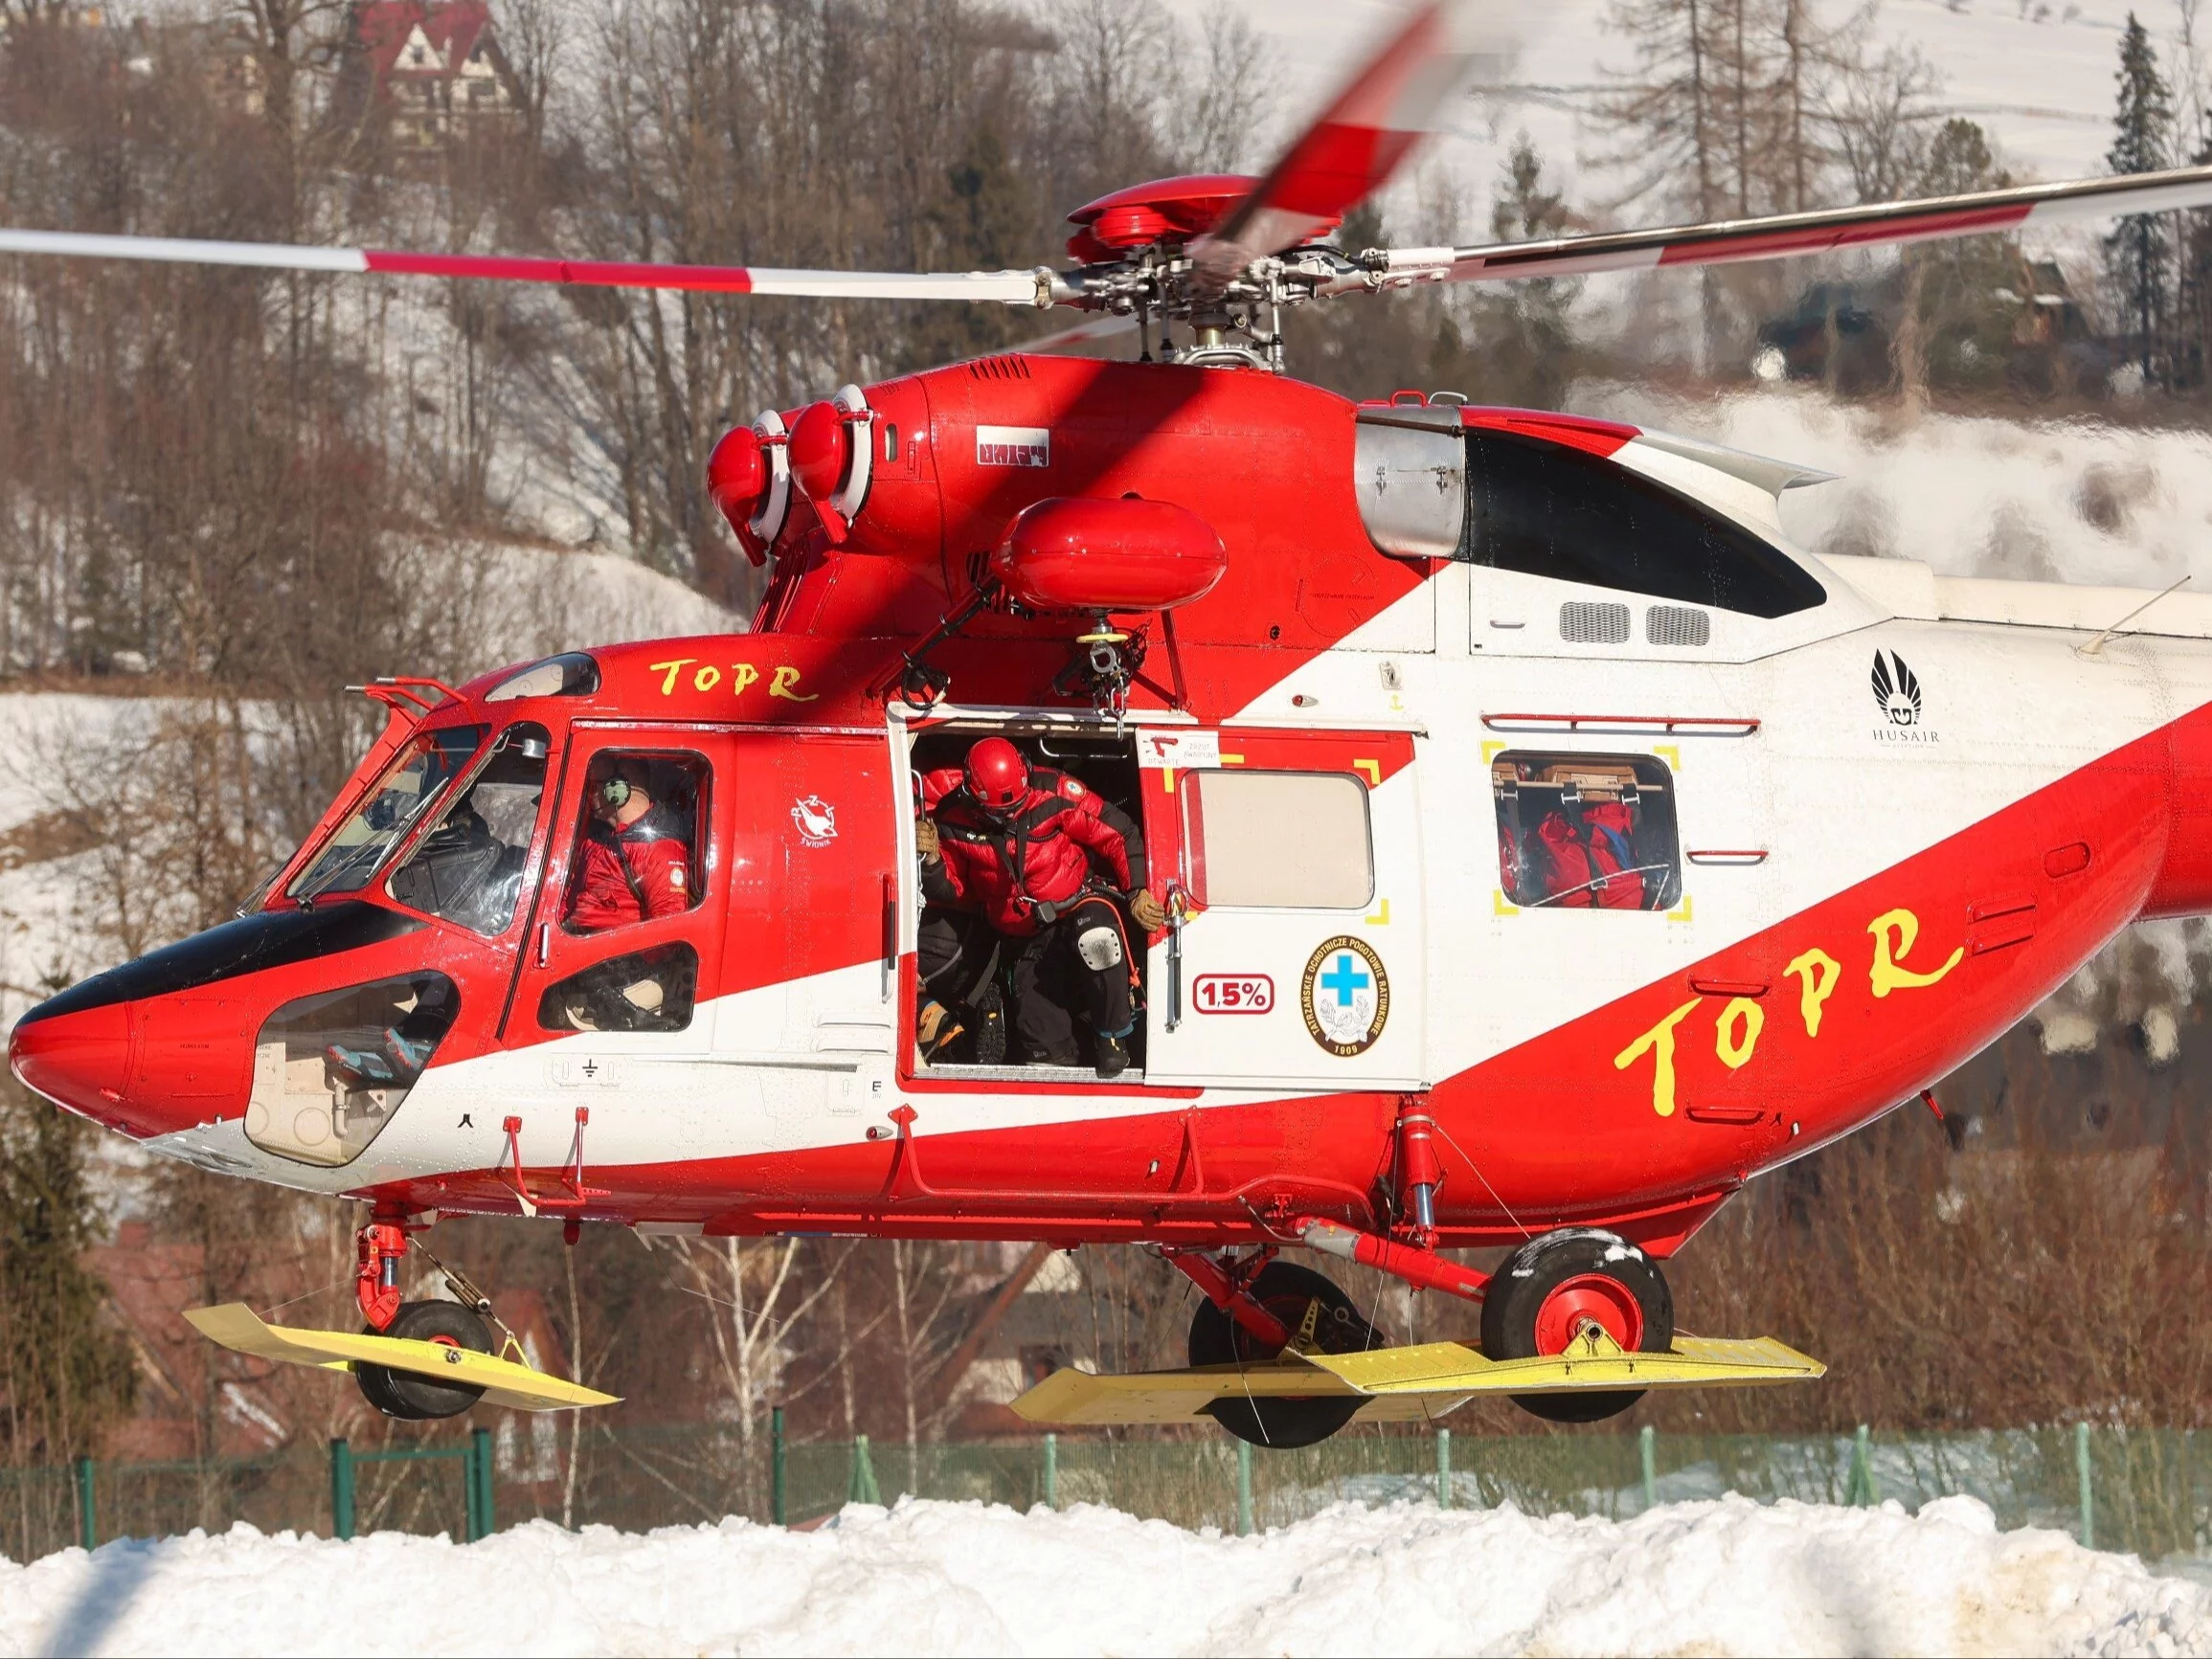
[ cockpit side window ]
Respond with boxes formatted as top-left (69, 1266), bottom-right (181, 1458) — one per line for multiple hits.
top-left (1459, 429), bottom-right (1825, 618)
top-left (387, 723), bottom-right (552, 935)
top-left (290, 725), bottom-right (485, 903)
top-left (560, 751), bottom-right (709, 935)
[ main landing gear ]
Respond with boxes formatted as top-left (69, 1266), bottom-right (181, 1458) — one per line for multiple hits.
top-left (1168, 1224), bottom-right (1677, 1447)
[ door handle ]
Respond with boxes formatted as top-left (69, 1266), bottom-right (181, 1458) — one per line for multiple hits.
top-left (1163, 883), bottom-right (1187, 1033)
top-left (535, 923), bottom-right (551, 969)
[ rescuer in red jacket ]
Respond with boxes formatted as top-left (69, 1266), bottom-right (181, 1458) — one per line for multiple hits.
top-left (567, 758), bottom-right (692, 931)
top-left (916, 737), bottom-right (1165, 1077)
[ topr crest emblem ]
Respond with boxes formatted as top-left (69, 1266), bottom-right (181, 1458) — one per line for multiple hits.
top-left (1871, 649), bottom-right (1922, 727)
top-left (1299, 936), bottom-right (1389, 1057)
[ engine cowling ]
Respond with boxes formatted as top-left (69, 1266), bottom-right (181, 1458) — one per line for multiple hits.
top-left (989, 497), bottom-right (1229, 614)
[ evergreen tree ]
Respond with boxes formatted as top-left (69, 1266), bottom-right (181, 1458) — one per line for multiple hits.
top-left (1473, 136), bottom-right (1584, 409)
top-left (0, 1088), bottom-right (136, 1467)
top-left (2105, 13), bottom-right (2176, 385)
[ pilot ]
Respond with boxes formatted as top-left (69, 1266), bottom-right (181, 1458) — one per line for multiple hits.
top-left (916, 736), bottom-right (1165, 1078)
top-left (556, 759), bottom-right (693, 1033)
top-left (567, 758), bottom-right (691, 932)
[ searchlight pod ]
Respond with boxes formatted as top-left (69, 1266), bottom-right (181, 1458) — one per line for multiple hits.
top-left (989, 497), bottom-right (1228, 614)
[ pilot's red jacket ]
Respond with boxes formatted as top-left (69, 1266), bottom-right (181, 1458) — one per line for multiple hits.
top-left (568, 813), bottom-right (691, 931)
top-left (921, 767), bottom-right (1137, 937)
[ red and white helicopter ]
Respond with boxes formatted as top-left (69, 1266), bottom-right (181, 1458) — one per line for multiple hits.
top-left (11, 0), bottom-right (2212, 1444)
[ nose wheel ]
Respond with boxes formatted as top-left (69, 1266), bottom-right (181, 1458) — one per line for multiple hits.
top-left (1480, 1228), bottom-right (1674, 1423)
top-left (355, 1298), bottom-right (495, 1420)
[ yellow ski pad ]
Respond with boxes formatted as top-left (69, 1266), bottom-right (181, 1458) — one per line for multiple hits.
top-left (1010, 1328), bottom-right (1822, 1428)
top-left (184, 1304), bottom-right (621, 1412)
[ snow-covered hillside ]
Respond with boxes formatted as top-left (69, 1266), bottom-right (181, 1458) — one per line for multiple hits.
top-left (4, 1494), bottom-right (2206, 1657)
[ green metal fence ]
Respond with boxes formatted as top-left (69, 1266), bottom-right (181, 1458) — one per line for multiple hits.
top-left (6, 1421), bottom-right (2209, 1566)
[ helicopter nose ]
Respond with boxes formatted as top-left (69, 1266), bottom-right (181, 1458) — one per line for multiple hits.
top-left (11, 999), bottom-right (137, 1130)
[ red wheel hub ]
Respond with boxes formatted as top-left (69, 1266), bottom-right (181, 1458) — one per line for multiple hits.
top-left (1532, 1273), bottom-right (1644, 1354)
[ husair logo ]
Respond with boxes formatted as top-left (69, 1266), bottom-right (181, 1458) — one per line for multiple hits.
top-left (1871, 649), bottom-right (1923, 727)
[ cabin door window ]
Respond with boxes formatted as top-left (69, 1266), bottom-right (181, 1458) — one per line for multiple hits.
top-left (1143, 733), bottom-right (1426, 1089)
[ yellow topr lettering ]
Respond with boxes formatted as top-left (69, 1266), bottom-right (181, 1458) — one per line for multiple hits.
top-left (1715, 998), bottom-right (1764, 1069)
top-left (1868, 908), bottom-right (1963, 998)
top-left (732, 663), bottom-right (760, 697)
top-left (649, 658), bottom-right (696, 697)
top-left (770, 665), bottom-right (819, 703)
top-left (694, 665), bottom-right (722, 692)
top-left (1784, 948), bottom-right (1841, 1036)
top-left (1614, 998), bottom-right (1702, 1118)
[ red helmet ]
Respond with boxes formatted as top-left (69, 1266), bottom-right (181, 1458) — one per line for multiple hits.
top-left (964, 737), bottom-right (1029, 811)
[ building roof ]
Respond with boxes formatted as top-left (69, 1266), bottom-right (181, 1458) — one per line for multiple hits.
top-left (352, 1), bottom-right (494, 83)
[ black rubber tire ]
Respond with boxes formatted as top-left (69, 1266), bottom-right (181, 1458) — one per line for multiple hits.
top-left (1189, 1261), bottom-right (1381, 1450)
top-left (355, 1299), bottom-right (492, 1421)
top-left (1481, 1229), bottom-right (1674, 1424)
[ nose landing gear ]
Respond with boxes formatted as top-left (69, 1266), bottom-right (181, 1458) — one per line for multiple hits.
top-left (354, 1299), bottom-right (496, 1421)
top-left (351, 1215), bottom-right (505, 1421)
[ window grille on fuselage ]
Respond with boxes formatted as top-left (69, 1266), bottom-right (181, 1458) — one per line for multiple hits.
top-left (1459, 429), bottom-right (1825, 618)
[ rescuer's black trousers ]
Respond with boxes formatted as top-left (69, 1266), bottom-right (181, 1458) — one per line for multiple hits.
top-left (917, 898), bottom-right (1134, 1065)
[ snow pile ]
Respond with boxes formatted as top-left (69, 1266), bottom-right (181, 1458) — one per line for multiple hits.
top-left (5, 1493), bottom-right (2208, 1657)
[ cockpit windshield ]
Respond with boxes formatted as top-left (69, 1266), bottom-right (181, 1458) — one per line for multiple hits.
top-left (290, 726), bottom-right (486, 903)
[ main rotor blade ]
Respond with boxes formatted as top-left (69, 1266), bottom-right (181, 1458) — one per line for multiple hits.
top-left (1367, 164), bottom-right (2212, 285)
top-left (1195, 0), bottom-right (1497, 281)
top-left (0, 228), bottom-right (1050, 303)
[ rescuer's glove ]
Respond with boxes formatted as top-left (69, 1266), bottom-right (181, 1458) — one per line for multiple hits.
top-left (915, 817), bottom-right (941, 860)
top-left (1130, 889), bottom-right (1168, 932)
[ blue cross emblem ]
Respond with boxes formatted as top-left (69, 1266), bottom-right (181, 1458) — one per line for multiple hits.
top-left (1320, 953), bottom-right (1369, 1007)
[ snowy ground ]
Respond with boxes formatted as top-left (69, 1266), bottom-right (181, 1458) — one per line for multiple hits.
top-left (3, 1494), bottom-right (2206, 1658)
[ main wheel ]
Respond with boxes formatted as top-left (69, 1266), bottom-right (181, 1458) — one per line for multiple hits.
top-left (355, 1299), bottom-right (493, 1421)
top-left (1480, 1229), bottom-right (1673, 1424)
top-left (1188, 1261), bottom-right (1380, 1449)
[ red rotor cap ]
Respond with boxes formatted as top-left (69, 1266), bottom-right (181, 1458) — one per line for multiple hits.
top-left (963, 736), bottom-right (1029, 811)
top-left (1063, 173), bottom-right (1308, 259)
top-left (788, 400), bottom-right (848, 502)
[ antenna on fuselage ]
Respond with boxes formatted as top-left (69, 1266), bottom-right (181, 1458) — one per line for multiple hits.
top-left (2078, 574), bottom-right (2192, 659)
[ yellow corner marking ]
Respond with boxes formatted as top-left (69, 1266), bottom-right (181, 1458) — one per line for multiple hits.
top-left (1784, 948), bottom-right (1841, 1035)
top-left (1366, 898), bottom-right (1390, 926)
top-left (1868, 908), bottom-right (1962, 998)
top-left (1493, 890), bottom-right (1520, 917)
top-left (1481, 740), bottom-right (1507, 764)
top-left (1161, 768), bottom-right (1176, 794)
top-left (1615, 998), bottom-right (1703, 1118)
top-left (1221, 753), bottom-right (1245, 765)
top-left (1668, 894), bottom-right (1694, 923)
top-left (1355, 758), bottom-right (1382, 787)
top-left (1654, 744), bottom-right (1682, 773)
top-left (1715, 997), bottom-right (1764, 1069)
